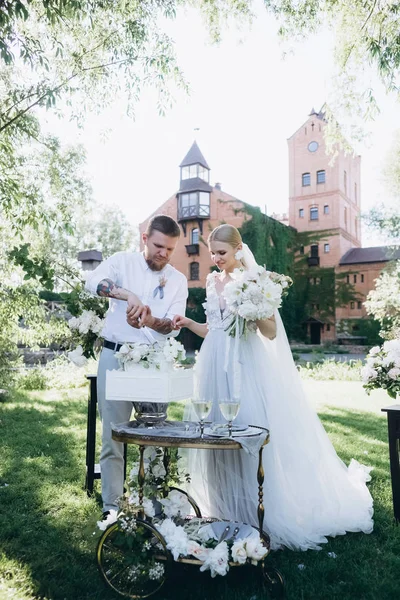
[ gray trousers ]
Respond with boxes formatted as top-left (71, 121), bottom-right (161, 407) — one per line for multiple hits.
top-left (97, 347), bottom-right (133, 512)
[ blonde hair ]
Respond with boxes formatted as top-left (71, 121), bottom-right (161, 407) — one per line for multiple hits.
top-left (208, 224), bottom-right (242, 248)
top-left (208, 224), bottom-right (248, 268)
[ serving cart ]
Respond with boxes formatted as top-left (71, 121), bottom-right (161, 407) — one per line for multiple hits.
top-left (96, 421), bottom-right (285, 599)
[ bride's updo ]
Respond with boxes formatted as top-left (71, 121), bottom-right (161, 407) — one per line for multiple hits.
top-left (208, 224), bottom-right (247, 268)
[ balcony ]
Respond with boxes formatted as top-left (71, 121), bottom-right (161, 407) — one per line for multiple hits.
top-left (177, 205), bottom-right (210, 221)
top-left (307, 256), bottom-right (320, 267)
top-left (185, 243), bottom-right (199, 256)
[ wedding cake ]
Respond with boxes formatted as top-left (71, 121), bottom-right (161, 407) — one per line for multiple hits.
top-left (105, 339), bottom-right (193, 403)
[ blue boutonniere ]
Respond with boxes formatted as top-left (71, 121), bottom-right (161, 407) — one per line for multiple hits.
top-left (153, 274), bottom-right (167, 299)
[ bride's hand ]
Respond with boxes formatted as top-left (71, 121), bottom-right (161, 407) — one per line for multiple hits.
top-left (172, 315), bottom-right (191, 330)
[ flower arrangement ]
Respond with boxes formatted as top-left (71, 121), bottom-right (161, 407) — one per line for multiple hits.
top-left (222, 266), bottom-right (293, 338)
top-left (65, 282), bottom-right (107, 366)
top-left (115, 338), bottom-right (186, 370)
top-left (362, 339), bottom-right (400, 399)
top-left (97, 449), bottom-right (268, 580)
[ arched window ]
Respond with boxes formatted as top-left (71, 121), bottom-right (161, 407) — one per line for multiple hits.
top-left (191, 228), bottom-right (199, 244)
top-left (189, 262), bottom-right (199, 281)
top-left (302, 173), bottom-right (311, 186)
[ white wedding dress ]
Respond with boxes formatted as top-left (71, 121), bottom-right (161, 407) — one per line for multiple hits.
top-left (184, 270), bottom-right (374, 551)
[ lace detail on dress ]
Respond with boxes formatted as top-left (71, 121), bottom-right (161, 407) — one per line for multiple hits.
top-left (203, 272), bottom-right (232, 331)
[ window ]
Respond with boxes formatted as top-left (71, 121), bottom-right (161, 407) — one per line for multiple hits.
top-left (310, 245), bottom-right (319, 257)
top-left (344, 170), bottom-right (347, 193)
top-left (361, 274), bottom-right (364, 283)
top-left (346, 275), bottom-right (350, 284)
top-left (350, 301), bottom-right (355, 309)
top-left (357, 301), bottom-right (362, 309)
top-left (189, 262), bottom-right (199, 281)
top-left (199, 191), bottom-right (210, 216)
top-left (324, 204), bottom-right (329, 214)
top-left (317, 170), bottom-right (326, 184)
top-left (178, 191), bottom-right (210, 219)
top-left (326, 324), bottom-right (331, 332)
top-left (354, 183), bottom-right (357, 204)
top-left (198, 166), bottom-right (209, 182)
top-left (355, 218), bottom-right (357, 235)
top-left (310, 206), bottom-right (319, 220)
top-left (344, 206), bottom-right (347, 227)
top-left (324, 243), bottom-right (330, 253)
top-left (300, 245), bottom-right (304, 255)
top-left (302, 172), bottom-right (311, 186)
top-left (299, 208), bottom-right (304, 218)
top-left (353, 274), bottom-right (357, 284)
top-left (191, 228), bottom-right (199, 244)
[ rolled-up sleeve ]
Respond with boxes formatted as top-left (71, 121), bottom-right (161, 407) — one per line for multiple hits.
top-left (84, 253), bottom-right (121, 296)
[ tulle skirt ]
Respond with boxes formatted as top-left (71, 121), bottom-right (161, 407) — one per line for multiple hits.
top-left (184, 328), bottom-right (374, 551)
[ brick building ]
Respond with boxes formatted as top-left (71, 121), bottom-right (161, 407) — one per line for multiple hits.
top-left (140, 114), bottom-right (399, 344)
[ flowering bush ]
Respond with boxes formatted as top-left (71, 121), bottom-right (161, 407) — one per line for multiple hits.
top-left (115, 338), bottom-right (186, 370)
top-left (222, 266), bottom-right (292, 338)
top-left (362, 339), bottom-right (400, 398)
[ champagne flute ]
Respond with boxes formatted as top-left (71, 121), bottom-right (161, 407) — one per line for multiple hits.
top-left (218, 398), bottom-right (241, 437)
top-left (192, 398), bottom-right (212, 438)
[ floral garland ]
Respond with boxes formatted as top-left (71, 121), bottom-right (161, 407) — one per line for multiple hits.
top-left (115, 338), bottom-right (186, 370)
top-left (362, 338), bottom-right (400, 398)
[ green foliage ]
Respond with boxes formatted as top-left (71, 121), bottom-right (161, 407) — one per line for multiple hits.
top-left (298, 359), bottom-right (363, 381)
top-left (178, 287), bottom-right (206, 351)
top-left (17, 367), bottom-right (48, 391)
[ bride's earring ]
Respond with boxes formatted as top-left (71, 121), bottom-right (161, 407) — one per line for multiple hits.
top-left (235, 249), bottom-right (244, 260)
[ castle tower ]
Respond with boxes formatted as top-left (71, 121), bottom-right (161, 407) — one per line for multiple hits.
top-left (288, 108), bottom-right (361, 269)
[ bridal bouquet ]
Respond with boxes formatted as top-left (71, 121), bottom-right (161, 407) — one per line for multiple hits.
top-left (115, 338), bottom-right (186, 370)
top-left (222, 266), bottom-right (293, 338)
top-left (362, 339), bottom-right (400, 399)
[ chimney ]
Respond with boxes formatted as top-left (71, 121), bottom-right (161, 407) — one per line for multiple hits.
top-left (78, 249), bottom-right (103, 271)
top-left (215, 182), bottom-right (222, 191)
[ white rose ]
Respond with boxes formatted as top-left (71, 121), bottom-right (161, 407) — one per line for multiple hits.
top-left (231, 540), bottom-right (247, 564)
top-left (369, 346), bottom-right (381, 356)
top-left (361, 366), bottom-right (378, 382)
top-left (152, 463), bottom-right (166, 478)
top-left (68, 316), bottom-right (79, 330)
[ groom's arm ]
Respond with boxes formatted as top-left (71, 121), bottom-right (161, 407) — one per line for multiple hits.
top-left (131, 276), bottom-right (188, 337)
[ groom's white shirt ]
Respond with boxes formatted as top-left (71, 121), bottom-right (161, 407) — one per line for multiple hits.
top-left (85, 251), bottom-right (188, 344)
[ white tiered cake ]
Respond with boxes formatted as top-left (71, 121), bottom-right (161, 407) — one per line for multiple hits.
top-left (106, 363), bottom-right (193, 403)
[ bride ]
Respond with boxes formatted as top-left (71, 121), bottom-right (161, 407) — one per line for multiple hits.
top-left (172, 224), bottom-right (373, 551)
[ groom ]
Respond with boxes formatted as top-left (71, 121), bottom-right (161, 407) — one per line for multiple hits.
top-left (85, 215), bottom-right (188, 516)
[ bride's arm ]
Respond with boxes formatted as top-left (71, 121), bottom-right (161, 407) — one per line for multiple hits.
top-left (256, 315), bottom-right (277, 340)
top-left (172, 316), bottom-right (209, 339)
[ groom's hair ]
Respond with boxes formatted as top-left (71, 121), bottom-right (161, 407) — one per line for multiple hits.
top-left (146, 215), bottom-right (181, 238)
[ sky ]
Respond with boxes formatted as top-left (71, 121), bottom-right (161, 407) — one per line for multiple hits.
top-left (42, 0), bottom-right (400, 246)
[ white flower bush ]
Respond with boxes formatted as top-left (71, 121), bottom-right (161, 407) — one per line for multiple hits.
top-left (362, 338), bottom-right (400, 398)
top-left (115, 338), bottom-right (186, 370)
top-left (222, 266), bottom-right (292, 338)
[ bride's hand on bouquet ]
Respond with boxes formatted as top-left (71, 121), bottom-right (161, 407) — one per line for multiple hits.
top-left (172, 315), bottom-right (191, 330)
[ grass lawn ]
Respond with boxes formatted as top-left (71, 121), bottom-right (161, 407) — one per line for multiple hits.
top-left (0, 383), bottom-right (399, 600)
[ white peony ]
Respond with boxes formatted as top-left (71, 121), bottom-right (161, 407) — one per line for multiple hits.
top-left (361, 366), bottom-right (378, 382)
top-left (369, 346), bottom-right (381, 356)
top-left (388, 367), bottom-right (400, 380)
top-left (68, 316), bottom-right (79, 330)
top-left (152, 462), bottom-right (166, 478)
top-left (156, 519), bottom-right (189, 561)
top-left (244, 534), bottom-right (268, 563)
top-left (160, 490), bottom-right (191, 518)
top-left (67, 345), bottom-right (87, 367)
top-left (200, 541), bottom-right (229, 577)
top-left (186, 540), bottom-right (210, 561)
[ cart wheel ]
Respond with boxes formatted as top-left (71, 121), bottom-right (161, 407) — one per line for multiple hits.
top-left (97, 518), bottom-right (172, 599)
top-left (262, 565), bottom-right (285, 599)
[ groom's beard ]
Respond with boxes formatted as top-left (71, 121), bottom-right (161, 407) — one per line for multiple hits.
top-left (145, 256), bottom-right (168, 271)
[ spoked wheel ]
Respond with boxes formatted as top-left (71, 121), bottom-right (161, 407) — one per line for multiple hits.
top-left (97, 518), bottom-right (172, 599)
top-left (169, 487), bottom-right (202, 517)
top-left (262, 565), bottom-right (285, 599)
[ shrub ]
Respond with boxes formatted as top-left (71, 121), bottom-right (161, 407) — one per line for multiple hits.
top-left (299, 358), bottom-right (363, 381)
top-left (17, 368), bottom-right (48, 390)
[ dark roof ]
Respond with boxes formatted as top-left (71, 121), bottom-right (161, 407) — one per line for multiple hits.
top-left (178, 177), bottom-right (213, 193)
top-left (339, 246), bottom-right (400, 265)
top-left (77, 249), bottom-right (103, 262)
top-left (179, 141), bottom-right (210, 169)
top-left (309, 104), bottom-right (326, 121)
